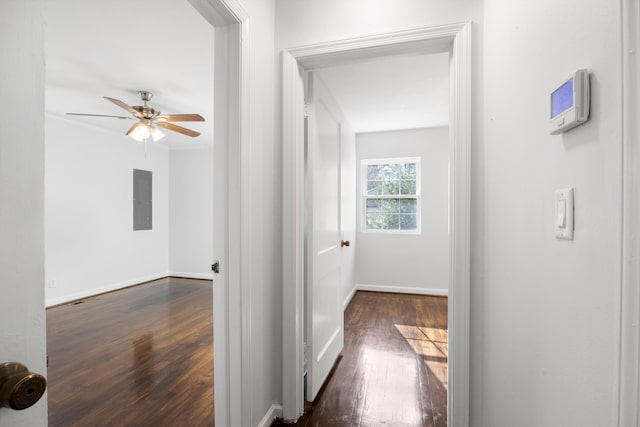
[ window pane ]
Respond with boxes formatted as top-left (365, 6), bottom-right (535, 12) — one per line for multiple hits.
top-left (400, 163), bottom-right (417, 179)
top-left (390, 163), bottom-right (404, 178)
top-left (400, 214), bottom-right (417, 230)
top-left (400, 179), bottom-right (416, 195)
top-left (382, 181), bottom-right (400, 195)
top-left (366, 214), bottom-right (381, 229)
top-left (383, 213), bottom-right (400, 229)
top-left (366, 198), bottom-right (382, 213)
top-left (368, 163), bottom-right (405, 181)
top-left (366, 198), bottom-right (399, 215)
top-left (399, 198), bottom-right (418, 213)
top-left (366, 212), bottom-right (401, 229)
top-left (367, 165), bottom-right (383, 180)
top-left (367, 180), bottom-right (384, 195)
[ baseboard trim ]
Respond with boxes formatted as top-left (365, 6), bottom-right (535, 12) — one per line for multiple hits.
top-left (169, 271), bottom-right (214, 280)
top-left (258, 403), bottom-right (283, 427)
top-left (45, 272), bottom-right (170, 308)
top-left (344, 285), bottom-right (357, 309)
top-left (355, 283), bottom-right (448, 297)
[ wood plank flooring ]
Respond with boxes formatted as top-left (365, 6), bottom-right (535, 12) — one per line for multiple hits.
top-left (276, 291), bottom-right (448, 427)
top-left (46, 277), bottom-right (214, 427)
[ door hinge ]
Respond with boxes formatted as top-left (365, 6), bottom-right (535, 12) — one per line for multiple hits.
top-left (211, 262), bottom-right (220, 274)
top-left (304, 103), bottom-right (310, 118)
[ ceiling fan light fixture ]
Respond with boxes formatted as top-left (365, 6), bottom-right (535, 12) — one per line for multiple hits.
top-left (127, 121), bottom-right (165, 142)
top-left (128, 122), bottom-right (151, 142)
top-left (149, 126), bottom-right (165, 142)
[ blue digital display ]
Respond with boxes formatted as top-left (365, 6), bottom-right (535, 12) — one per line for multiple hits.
top-left (551, 79), bottom-right (574, 118)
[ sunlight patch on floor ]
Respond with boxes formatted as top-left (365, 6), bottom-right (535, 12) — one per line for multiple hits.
top-left (395, 324), bottom-right (448, 389)
top-left (357, 347), bottom-right (423, 425)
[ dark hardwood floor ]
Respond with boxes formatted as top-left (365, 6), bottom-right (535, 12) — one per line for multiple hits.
top-left (276, 291), bottom-right (448, 427)
top-left (46, 277), bottom-right (214, 427)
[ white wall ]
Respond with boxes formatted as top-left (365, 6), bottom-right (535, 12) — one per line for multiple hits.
top-left (483, 1), bottom-right (622, 426)
top-left (169, 147), bottom-right (213, 279)
top-left (43, 0), bottom-right (282, 423)
top-left (356, 128), bottom-right (449, 295)
top-left (45, 117), bottom-right (170, 306)
top-left (0, 1), bottom-right (47, 425)
top-left (275, 3), bottom-right (628, 424)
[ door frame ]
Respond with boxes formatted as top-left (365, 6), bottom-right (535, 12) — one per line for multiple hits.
top-left (281, 22), bottom-right (472, 425)
top-left (188, 1), bottom-right (250, 426)
top-left (619, 0), bottom-right (640, 425)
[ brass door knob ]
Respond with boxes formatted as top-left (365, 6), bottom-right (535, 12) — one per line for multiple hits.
top-left (341, 240), bottom-right (350, 247)
top-left (0, 362), bottom-right (47, 410)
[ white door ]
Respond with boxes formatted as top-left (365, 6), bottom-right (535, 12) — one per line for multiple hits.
top-left (0, 1), bottom-right (48, 426)
top-left (305, 72), bottom-right (345, 401)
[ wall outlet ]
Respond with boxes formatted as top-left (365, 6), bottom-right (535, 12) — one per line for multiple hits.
top-left (48, 279), bottom-right (56, 289)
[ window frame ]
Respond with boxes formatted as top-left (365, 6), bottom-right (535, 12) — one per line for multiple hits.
top-left (361, 157), bottom-right (421, 234)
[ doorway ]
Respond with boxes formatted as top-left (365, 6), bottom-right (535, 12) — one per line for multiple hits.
top-left (42, 0), bottom-right (249, 426)
top-left (43, 0), bottom-right (215, 423)
top-left (282, 23), bottom-right (471, 425)
top-left (301, 51), bottom-right (451, 419)
top-left (311, 52), bottom-right (451, 300)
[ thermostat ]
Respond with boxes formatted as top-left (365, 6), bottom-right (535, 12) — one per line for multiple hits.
top-left (549, 69), bottom-right (590, 135)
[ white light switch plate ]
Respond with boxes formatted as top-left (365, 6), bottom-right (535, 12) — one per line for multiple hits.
top-left (555, 188), bottom-right (574, 240)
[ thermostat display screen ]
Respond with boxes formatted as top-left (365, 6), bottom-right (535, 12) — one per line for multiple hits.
top-left (551, 79), bottom-right (574, 118)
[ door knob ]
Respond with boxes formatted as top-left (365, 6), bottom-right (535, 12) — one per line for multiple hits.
top-left (341, 240), bottom-right (350, 247)
top-left (0, 362), bottom-right (47, 410)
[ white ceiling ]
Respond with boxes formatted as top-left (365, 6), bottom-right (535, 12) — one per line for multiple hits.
top-left (45, 0), bottom-right (214, 149)
top-left (313, 52), bottom-right (450, 134)
top-left (45, 1), bottom-right (448, 146)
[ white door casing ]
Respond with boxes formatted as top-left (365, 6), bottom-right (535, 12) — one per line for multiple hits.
top-left (305, 72), bottom-right (345, 401)
top-left (619, 0), bottom-right (640, 426)
top-left (185, 1), bottom-right (253, 426)
top-left (282, 23), bottom-right (472, 425)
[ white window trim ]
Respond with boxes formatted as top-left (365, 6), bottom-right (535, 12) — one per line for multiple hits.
top-left (361, 157), bottom-right (421, 235)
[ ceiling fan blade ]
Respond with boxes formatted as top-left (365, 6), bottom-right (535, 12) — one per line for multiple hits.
top-left (156, 114), bottom-right (205, 122)
top-left (103, 96), bottom-right (142, 118)
top-left (66, 113), bottom-right (132, 120)
top-left (155, 121), bottom-right (201, 137)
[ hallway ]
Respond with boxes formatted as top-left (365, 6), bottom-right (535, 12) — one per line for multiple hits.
top-left (278, 291), bottom-right (448, 427)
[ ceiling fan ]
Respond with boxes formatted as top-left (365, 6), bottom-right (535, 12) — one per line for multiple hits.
top-left (67, 90), bottom-right (205, 142)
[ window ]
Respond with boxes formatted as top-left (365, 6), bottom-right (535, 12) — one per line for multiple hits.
top-left (133, 169), bottom-right (152, 231)
top-left (362, 157), bottom-right (420, 233)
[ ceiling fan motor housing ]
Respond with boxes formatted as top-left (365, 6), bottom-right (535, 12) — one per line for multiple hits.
top-left (138, 90), bottom-right (153, 102)
top-left (134, 91), bottom-right (158, 119)
top-left (132, 105), bottom-right (159, 119)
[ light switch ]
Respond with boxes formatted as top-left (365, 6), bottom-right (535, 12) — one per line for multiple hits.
top-left (556, 200), bottom-right (566, 227)
top-left (555, 188), bottom-right (574, 240)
